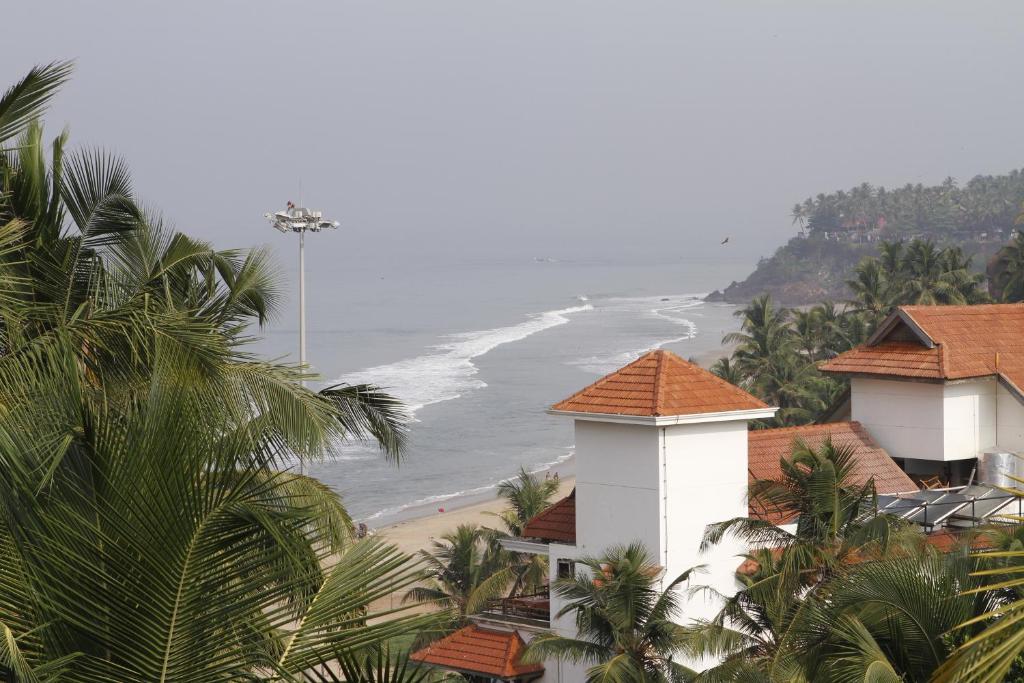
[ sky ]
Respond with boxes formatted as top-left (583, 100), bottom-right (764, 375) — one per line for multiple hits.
top-left (5, 1), bottom-right (1024, 271)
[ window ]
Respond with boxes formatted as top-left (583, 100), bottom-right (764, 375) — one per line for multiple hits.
top-left (557, 559), bottom-right (575, 580)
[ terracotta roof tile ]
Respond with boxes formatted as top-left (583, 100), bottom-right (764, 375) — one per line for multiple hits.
top-left (522, 489), bottom-right (575, 543)
top-left (552, 350), bottom-right (768, 417)
top-left (410, 625), bottom-right (543, 679)
top-left (819, 341), bottom-right (943, 379)
top-left (747, 422), bottom-right (916, 522)
top-left (821, 304), bottom-right (1024, 388)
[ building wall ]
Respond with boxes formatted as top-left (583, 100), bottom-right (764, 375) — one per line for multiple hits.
top-left (538, 540), bottom-right (587, 683)
top-left (851, 377), bottom-right (945, 461)
top-left (574, 420), bottom-right (662, 556)
top-left (997, 383), bottom-right (1024, 452)
top-left (942, 378), bottom-right (996, 460)
top-left (662, 420), bottom-right (748, 622)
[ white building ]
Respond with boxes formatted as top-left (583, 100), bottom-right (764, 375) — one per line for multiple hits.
top-left (413, 304), bottom-right (1024, 682)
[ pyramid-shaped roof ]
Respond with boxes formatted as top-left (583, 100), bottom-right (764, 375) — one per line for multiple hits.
top-left (410, 624), bottom-right (544, 679)
top-left (552, 349), bottom-right (769, 418)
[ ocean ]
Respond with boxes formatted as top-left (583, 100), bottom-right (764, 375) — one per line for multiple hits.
top-left (255, 254), bottom-right (752, 526)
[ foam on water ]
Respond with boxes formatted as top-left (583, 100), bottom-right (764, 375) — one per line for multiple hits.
top-left (570, 294), bottom-right (705, 374)
top-left (338, 303), bottom-right (593, 416)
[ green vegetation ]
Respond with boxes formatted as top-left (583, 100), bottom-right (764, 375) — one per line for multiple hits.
top-left (0, 63), bottom-right (438, 681)
top-left (406, 468), bottom-right (557, 638)
top-left (405, 524), bottom-right (515, 628)
top-left (717, 172), bottom-right (1024, 304)
top-left (526, 439), bottom-right (1024, 682)
top-left (713, 238), bottom-right (991, 427)
top-left (523, 543), bottom-right (697, 682)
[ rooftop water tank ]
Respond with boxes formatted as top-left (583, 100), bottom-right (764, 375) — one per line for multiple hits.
top-left (977, 448), bottom-right (1021, 489)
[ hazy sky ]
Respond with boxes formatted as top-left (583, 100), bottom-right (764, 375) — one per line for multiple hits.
top-left (5, 1), bottom-right (1024, 268)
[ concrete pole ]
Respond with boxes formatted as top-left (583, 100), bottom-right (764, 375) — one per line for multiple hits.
top-left (298, 228), bottom-right (306, 388)
top-left (298, 228), bottom-right (306, 476)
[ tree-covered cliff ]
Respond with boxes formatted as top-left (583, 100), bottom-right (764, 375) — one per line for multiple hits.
top-left (711, 171), bottom-right (1024, 304)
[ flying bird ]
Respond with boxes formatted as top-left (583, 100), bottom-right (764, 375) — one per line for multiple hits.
top-left (721, 237), bottom-right (730, 245)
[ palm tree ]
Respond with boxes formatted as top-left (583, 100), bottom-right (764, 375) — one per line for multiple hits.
top-left (800, 543), bottom-right (1003, 683)
top-left (0, 84), bottom-right (408, 459)
top-left (0, 61), bottom-right (72, 147)
top-left (0, 64), bottom-right (428, 679)
top-left (523, 542), bottom-right (697, 682)
top-left (931, 527), bottom-right (1024, 682)
top-left (493, 466), bottom-right (559, 538)
top-left (405, 524), bottom-right (514, 626)
top-left (0, 327), bottom-right (437, 680)
top-left (702, 438), bottom-right (893, 588)
top-left (989, 229), bottom-right (1024, 301)
top-left (846, 257), bottom-right (891, 323)
top-left (489, 467), bottom-right (559, 596)
top-left (677, 548), bottom-right (809, 682)
top-left (723, 295), bottom-right (795, 407)
top-left (709, 356), bottom-right (745, 387)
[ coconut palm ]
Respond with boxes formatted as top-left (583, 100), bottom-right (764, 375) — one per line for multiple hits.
top-left (709, 356), bottom-right (745, 387)
top-left (489, 467), bottom-right (559, 596)
top-left (0, 61), bottom-right (72, 147)
top-left (0, 91), bottom-right (408, 459)
top-left (931, 524), bottom-right (1024, 682)
top-left (493, 466), bottom-right (559, 539)
top-left (989, 229), bottom-right (1024, 302)
top-left (524, 543), bottom-right (697, 682)
top-left (677, 548), bottom-right (809, 682)
top-left (702, 438), bottom-right (893, 588)
top-left (847, 258), bottom-right (891, 323)
top-left (0, 328), bottom-right (436, 681)
top-left (0, 64), bottom-right (428, 680)
top-left (800, 542), bottom-right (1004, 683)
top-left (405, 524), bottom-right (515, 626)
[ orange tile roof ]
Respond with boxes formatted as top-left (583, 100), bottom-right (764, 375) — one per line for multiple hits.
top-left (410, 625), bottom-right (544, 680)
top-left (747, 422), bottom-right (916, 523)
top-left (522, 490), bottom-right (575, 543)
top-left (552, 349), bottom-right (769, 417)
top-left (818, 341), bottom-right (943, 379)
top-left (821, 304), bottom-right (1024, 390)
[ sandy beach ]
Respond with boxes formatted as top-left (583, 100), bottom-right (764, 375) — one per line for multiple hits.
top-left (377, 477), bottom-right (577, 557)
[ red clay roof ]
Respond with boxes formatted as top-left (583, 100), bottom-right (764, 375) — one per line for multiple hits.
top-left (821, 304), bottom-right (1024, 390)
top-left (410, 625), bottom-right (544, 679)
top-left (552, 349), bottom-right (769, 417)
top-left (818, 341), bottom-right (943, 379)
top-left (522, 489), bottom-right (576, 543)
top-left (748, 422), bottom-right (917, 523)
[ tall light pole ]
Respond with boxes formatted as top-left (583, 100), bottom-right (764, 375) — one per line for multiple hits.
top-left (265, 202), bottom-right (339, 387)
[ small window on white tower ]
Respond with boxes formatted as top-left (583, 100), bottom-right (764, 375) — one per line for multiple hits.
top-left (557, 559), bottom-right (575, 580)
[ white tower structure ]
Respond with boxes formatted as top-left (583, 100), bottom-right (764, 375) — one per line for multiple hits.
top-left (543, 350), bottom-right (776, 680)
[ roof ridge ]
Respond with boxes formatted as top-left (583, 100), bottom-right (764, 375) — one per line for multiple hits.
top-left (652, 350), bottom-right (666, 417)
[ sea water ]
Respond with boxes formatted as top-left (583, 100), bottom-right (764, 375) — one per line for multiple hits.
top-left (255, 254), bottom-right (751, 525)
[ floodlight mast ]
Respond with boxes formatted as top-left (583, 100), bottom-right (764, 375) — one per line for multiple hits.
top-left (264, 202), bottom-right (339, 390)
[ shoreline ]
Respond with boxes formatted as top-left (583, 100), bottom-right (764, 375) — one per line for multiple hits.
top-left (376, 476), bottom-right (576, 556)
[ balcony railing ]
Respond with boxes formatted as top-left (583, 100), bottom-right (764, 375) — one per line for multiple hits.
top-left (480, 589), bottom-right (550, 628)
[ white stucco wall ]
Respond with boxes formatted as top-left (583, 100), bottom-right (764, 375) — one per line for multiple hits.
top-left (997, 383), bottom-right (1024, 452)
top-left (662, 421), bottom-right (748, 622)
top-left (942, 378), bottom-right (996, 459)
top-left (574, 420), bottom-right (662, 556)
top-left (851, 377), bottom-right (946, 461)
top-left (851, 376), bottom-right (1003, 462)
